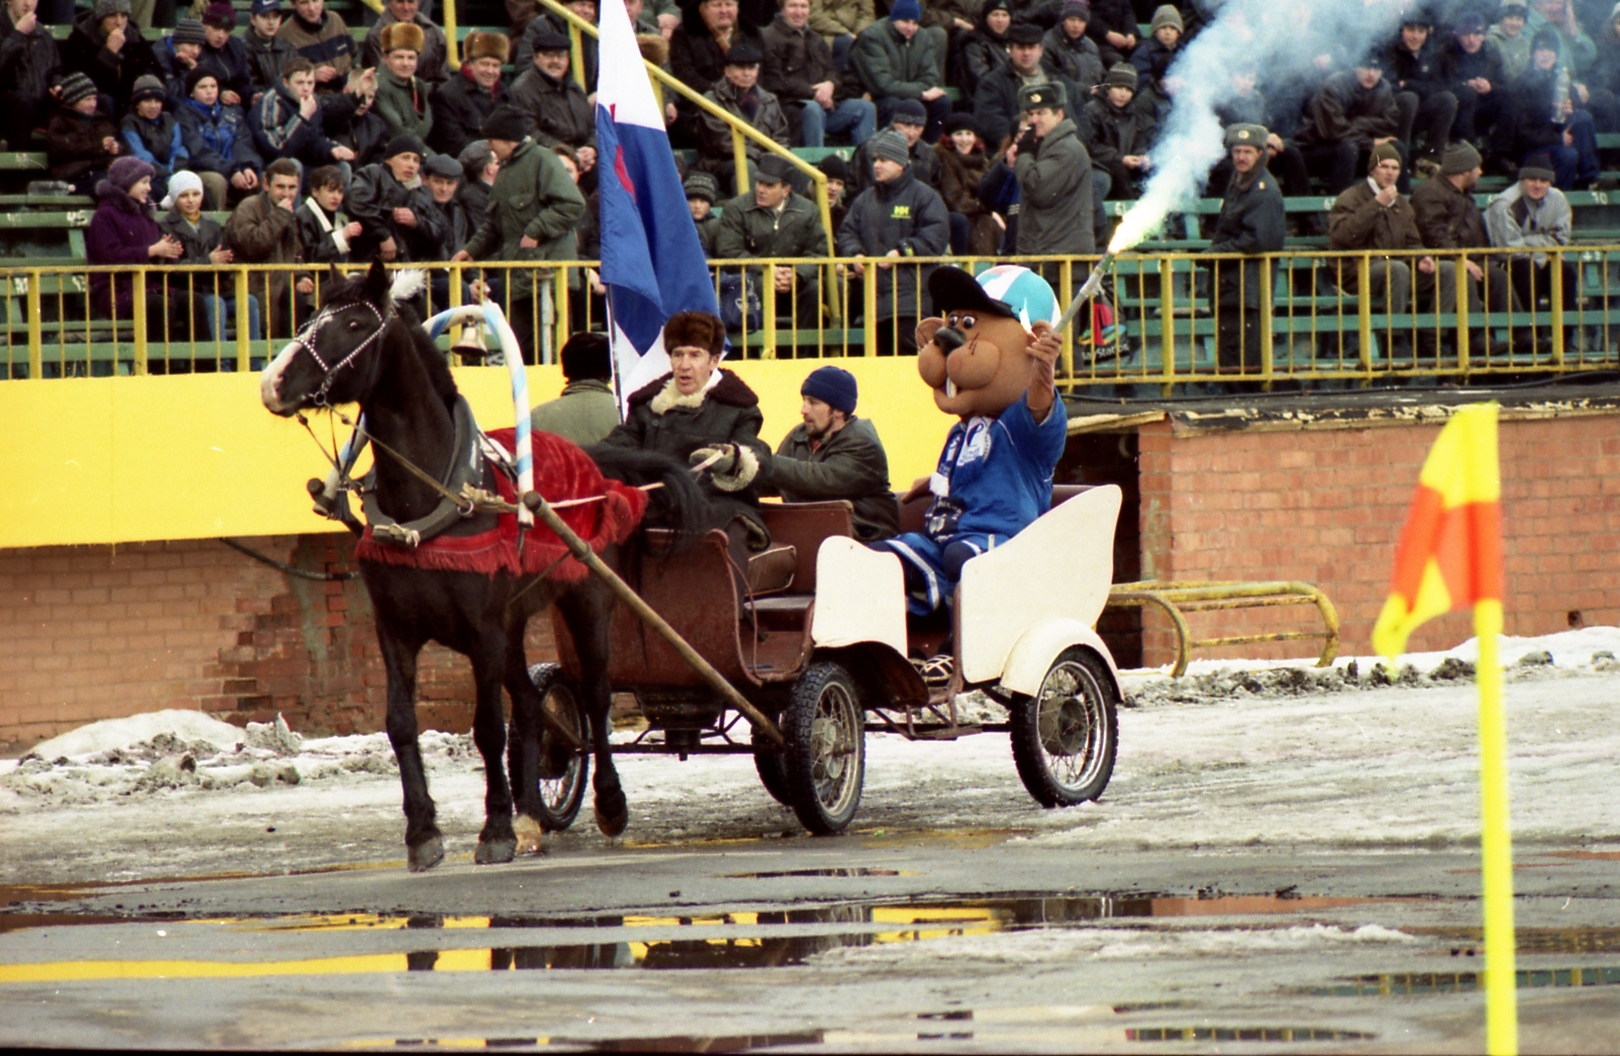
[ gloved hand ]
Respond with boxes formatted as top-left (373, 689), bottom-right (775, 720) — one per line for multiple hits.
top-left (1016, 126), bottom-right (1039, 158)
top-left (689, 443), bottom-right (737, 476)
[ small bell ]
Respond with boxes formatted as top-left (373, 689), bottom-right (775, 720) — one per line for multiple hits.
top-left (452, 320), bottom-right (489, 365)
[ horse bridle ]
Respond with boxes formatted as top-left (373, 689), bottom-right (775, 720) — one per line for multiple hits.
top-left (290, 299), bottom-right (391, 408)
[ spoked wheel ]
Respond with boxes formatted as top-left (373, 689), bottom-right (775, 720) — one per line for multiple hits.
top-left (781, 661), bottom-right (865, 834)
top-left (752, 724), bottom-right (789, 805)
top-left (1009, 647), bottom-right (1119, 808)
top-left (525, 662), bottom-right (590, 832)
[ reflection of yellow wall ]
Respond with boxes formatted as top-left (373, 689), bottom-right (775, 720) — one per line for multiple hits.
top-left (0, 361), bottom-right (949, 550)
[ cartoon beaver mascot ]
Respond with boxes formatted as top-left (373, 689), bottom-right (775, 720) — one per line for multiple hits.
top-left (872, 264), bottom-right (1068, 616)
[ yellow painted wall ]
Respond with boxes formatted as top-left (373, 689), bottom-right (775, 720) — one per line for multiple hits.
top-left (0, 360), bottom-right (949, 550)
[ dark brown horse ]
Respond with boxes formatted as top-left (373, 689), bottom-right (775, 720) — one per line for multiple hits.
top-left (259, 260), bottom-right (707, 871)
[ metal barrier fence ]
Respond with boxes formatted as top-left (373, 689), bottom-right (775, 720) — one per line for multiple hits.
top-left (3, 247), bottom-right (1617, 389)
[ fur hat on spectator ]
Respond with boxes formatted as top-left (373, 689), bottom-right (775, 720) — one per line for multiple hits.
top-left (185, 65), bottom-right (221, 97)
top-left (684, 171), bottom-right (719, 202)
top-left (172, 18), bottom-right (208, 46)
top-left (1224, 123), bottom-right (1268, 149)
top-left (801, 365), bottom-right (857, 415)
top-left (458, 139), bottom-right (494, 179)
top-left (1060, 1), bottom-right (1090, 21)
top-left (424, 153), bottom-right (462, 179)
top-left (1103, 63), bottom-right (1138, 91)
top-left (381, 21), bottom-right (425, 55)
top-left (817, 154), bottom-right (851, 183)
top-left (131, 75), bottom-right (167, 107)
top-left (891, 98), bottom-right (927, 125)
top-left (481, 106), bottom-right (532, 143)
top-left (560, 333), bottom-right (612, 381)
top-left (160, 170), bottom-right (204, 211)
top-left (1519, 152), bottom-right (1556, 182)
top-left (463, 31), bottom-right (509, 64)
top-left (663, 311), bottom-right (726, 358)
top-left (1018, 80), bottom-right (1066, 112)
top-left (531, 29), bottom-right (570, 52)
top-left (889, 0), bottom-right (922, 22)
top-left (57, 72), bottom-right (98, 108)
top-left (93, 0), bottom-right (131, 20)
top-left (1441, 141), bottom-right (1482, 176)
top-left (868, 129), bottom-right (912, 165)
top-left (203, 2), bottom-right (238, 29)
top-left (1368, 141), bottom-right (1402, 171)
top-left (1531, 27), bottom-right (1560, 54)
top-left (1149, 5), bottom-right (1183, 34)
top-left (638, 32), bottom-right (669, 66)
top-left (386, 134), bottom-right (427, 159)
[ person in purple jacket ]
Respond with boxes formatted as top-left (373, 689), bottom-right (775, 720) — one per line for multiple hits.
top-left (86, 156), bottom-right (207, 352)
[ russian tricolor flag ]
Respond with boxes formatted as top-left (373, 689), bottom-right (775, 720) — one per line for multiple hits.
top-left (596, 0), bottom-right (718, 402)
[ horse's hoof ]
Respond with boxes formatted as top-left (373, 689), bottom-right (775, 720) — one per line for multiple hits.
top-left (475, 837), bottom-right (516, 865)
top-left (407, 835), bottom-right (445, 873)
top-left (593, 790), bottom-right (628, 838)
top-left (513, 815), bottom-right (544, 855)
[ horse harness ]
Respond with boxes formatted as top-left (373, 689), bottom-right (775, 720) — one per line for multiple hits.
top-left (290, 299), bottom-right (392, 409)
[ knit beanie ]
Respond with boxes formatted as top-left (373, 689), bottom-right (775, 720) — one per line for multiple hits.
top-left (172, 18), bottom-right (208, 46)
top-left (683, 171), bottom-right (719, 202)
top-left (889, 0), bottom-right (922, 22)
top-left (57, 72), bottom-right (97, 108)
top-left (1060, 1), bottom-right (1090, 20)
top-left (481, 106), bottom-right (531, 143)
top-left (1149, 4), bottom-right (1182, 34)
top-left (868, 129), bottom-right (911, 165)
top-left (108, 156), bottom-right (156, 192)
top-left (160, 170), bottom-right (204, 211)
top-left (1440, 141), bottom-right (1482, 176)
top-left (943, 112), bottom-right (979, 136)
top-left (185, 65), bottom-right (220, 97)
top-left (93, 0), bottom-right (131, 19)
top-left (1531, 27), bottom-right (1560, 53)
top-left (892, 98), bottom-right (928, 125)
top-left (817, 154), bottom-right (852, 183)
top-left (130, 74), bottom-right (167, 106)
top-left (1368, 141), bottom-right (1402, 171)
top-left (1520, 152), bottom-right (1556, 182)
top-left (203, 1), bottom-right (238, 29)
top-left (801, 366), bottom-right (857, 415)
top-left (1104, 63), bottom-right (1138, 91)
top-left (386, 134), bottom-right (426, 159)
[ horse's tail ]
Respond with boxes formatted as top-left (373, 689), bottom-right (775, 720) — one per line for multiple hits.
top-left (587, 445), bottom-right (712, 551)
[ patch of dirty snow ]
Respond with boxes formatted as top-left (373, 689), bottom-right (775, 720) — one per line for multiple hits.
top-left (25, 710), bottom-right (246, 762)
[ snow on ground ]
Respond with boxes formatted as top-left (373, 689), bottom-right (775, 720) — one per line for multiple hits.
top-left (2, 629), bottom-right (1617, 867)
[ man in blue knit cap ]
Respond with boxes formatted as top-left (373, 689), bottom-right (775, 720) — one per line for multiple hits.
top-left (760, 366), bottom-right (900, 542)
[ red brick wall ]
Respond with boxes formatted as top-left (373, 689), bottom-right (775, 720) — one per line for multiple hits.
top-left (0, 535), bottom-right (556, 756)
top-left (1134, 412), bottom-right (1620, 667)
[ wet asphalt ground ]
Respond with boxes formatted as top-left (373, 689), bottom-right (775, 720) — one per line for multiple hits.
top-left (2, 832), bottom-right (1617, 1052)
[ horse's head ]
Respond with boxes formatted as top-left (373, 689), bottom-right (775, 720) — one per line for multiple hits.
top-left (260, 259), bottom-right (396, 416)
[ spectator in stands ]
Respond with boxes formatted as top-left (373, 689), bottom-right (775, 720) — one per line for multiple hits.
top-left (1083, 0), bottom-right (1137, 66)
top-left (120, 75), bottom-right (188, 203)
top-left (199, 4), bottom-right (254, 108)
top-left (224, 156), bottom-right (308, 337)
top-left (763, 0), bottom-right (876, 148)
top-left (715, 153), bottom-right (824, 323)
top-left (159, 169), bottom-right (262, 343)
top-left (818, 152), bottom-right (851, 229)
top-left (373, 22), bottom-right (435, 144)
top-left (1411, 140), bottom-right (1517, 355)
top-left (850, 98), bottom-right (937, 191)
top-left (1130, 5), bottom-right (1181, 82)
top-left (1588, 7), bottom-right (1620, 131)
top-left (1385, 12), bottom-right (1459, 174)
top-left (1328, 143), bottom-right (1460, 359)
top-left (1490, 1), bottom-right (1534, 83)
top-left (362, 0), bottom-right (448, 85)
top-left (808, 0), bottom-right (873, 70)
top-left (685, 170), bottom-right (722, 255)
top-left (156, 19), bottom-right (211, 105)
top-left (46, 72), bottom-right (118, 192)
top-left (87, 156), bottom-right (207, 344)
top-left (517, 0), bottom-right (600, 90)
top-left (244, 0), bottom-right (296, 105)
top-left (1012, 81), bottom-right (1096, 264)
top-left (1295, 54), bottom-right (1405, 194)
top-left (848, 0), bottom-right (950, 141)
top-left (975, 22), bottom-right (1047, 152)
top-left (672, 0), bottom-right (765, 110)
top-left (1083, 63), bottom-right (1155, 199)
top-left (294, 162), bottom-right (358, 263)
top-left (1041, 1), bottom-right (1105, 104)
top-left (251, 57), bottom-right (355, 171)
top-left (451, 107), bottom-right (587, 364)
top-left (277, 0), bottom-right (355, 96)
top-left (176, 68), bottom-right (262, 210)
top-left (0, 0), bottom-right (62, 151)
top-left (457, 138), bottom-right (496, 218)
top-left (1206, 123), bottom-right (1284, 380)
top-left (510, 30), bottom-right (597, 166)
top-left (1507, 28), bottom-right (1601, 187)
top-left (1525, 0), bottom-right (1596, 76)
top-left (1444, 12), bottom-right (1509, 150)
top-left (935, 113), bottom-right (1000, 255)
top-left (61, 0), bottom-right (159, 119)
top-left (695, 43), bottom-right (790, 191)
top-left (346, 134), bottom-right (446, 263)
top-left (1210, 71), bottom-right (1313, 202)
top-left (528, 332), bottom-right (620, 447)
top-left (1485, 150), bottom-right (1577, 339)
top-left (760, 365), bottom-right (899, 542)
top-left (836, 128), bottom-right (948, 355)
top-left (429, 31), bottom-right (509, 158)
top-left (952, 0), bottom-right (1011, 100)
top-left (423, 152), bottom-right (473, 255)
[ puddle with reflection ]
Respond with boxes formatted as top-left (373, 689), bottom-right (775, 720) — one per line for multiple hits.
top-left (1314, 965), bottom-right (1620, 997)
top-left (1127, 1027), bottom-right (1373, 1043)
top-left (1408, 926), bottom-right (1620, 955)
top-left (721, 868), bottom-right (908, 879)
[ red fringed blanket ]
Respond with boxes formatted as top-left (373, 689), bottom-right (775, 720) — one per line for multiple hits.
top-left (354, 428), bottom-right (649, 582)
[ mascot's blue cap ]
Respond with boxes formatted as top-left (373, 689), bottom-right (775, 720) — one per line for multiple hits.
top-left (928, 265), bottom-right (1059, 331)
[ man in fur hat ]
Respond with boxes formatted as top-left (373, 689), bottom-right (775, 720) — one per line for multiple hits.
top-left (373, 20), bottom-right (433, 143)
top-left (429, 30), bottom-right (510, 157)
top-left (1207, 123), bottom-right (1284, 381)
top-left (361, 0), bottom-right (448, 83)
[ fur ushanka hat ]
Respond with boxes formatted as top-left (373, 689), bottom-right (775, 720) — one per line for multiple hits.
top-left (663, 312), bottom-right (726, 357)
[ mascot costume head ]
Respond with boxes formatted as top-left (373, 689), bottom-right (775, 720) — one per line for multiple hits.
top-left (916, 264), bottom-right (1062, 421)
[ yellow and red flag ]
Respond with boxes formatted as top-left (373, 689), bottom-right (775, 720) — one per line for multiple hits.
top-left (1372, 403), bottom-right (1503, 658)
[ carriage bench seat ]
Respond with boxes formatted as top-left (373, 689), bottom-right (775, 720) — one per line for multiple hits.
top-left (746, 546), bottom-right (798, 595)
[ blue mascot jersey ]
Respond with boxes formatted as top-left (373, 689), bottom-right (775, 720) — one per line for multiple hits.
top-left (928, 397), bottom-right (1068, 541)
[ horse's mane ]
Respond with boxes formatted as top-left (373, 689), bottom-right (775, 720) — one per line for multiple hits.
top-left (322, 270), bottom-right (458, 410)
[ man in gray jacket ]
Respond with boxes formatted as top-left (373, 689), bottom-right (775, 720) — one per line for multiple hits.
top-left (1485, 151), bottom-right (1576, 351)
top-left (1013, 81), bottom-right (1097, 276)
top-left (762, 365), bottom-right (900, 542)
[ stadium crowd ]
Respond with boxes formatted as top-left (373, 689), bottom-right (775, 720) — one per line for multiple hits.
top-left (0, 0), bottom-right (1611, 357)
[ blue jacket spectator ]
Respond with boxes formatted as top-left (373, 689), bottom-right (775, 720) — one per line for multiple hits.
top-left (250, 57), bottom-right (345, 169)
top-left (177, 67), bottom-right (263, 208)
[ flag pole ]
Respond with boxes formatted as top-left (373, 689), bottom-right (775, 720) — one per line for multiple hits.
top-left (1476, 595), bottom-right (1518, 1056)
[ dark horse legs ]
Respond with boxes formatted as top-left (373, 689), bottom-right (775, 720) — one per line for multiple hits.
top-left (469, 627), bottom-right (518, 865)
top-left (556, 577), bottom-right (627, 838)
top-left (378, 626), bottom-right (446, 873)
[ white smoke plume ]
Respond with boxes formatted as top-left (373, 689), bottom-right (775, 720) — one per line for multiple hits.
top-left (1108, 0), bottom-right (1416, 253)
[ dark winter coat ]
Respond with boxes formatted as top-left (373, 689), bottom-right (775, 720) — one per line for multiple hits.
top-left (1130, 37), bottom-right (1179, 82)
top-left (851, 130), bottom-right (938, 193)
top-left (360, 12), bottom-right (449, 84)
top-left (1385, 37), bottom-right (1449, 99)
top-left (847, 18), bottom-right (944, 101)
top-left (429, 66), bottom-right (509, 157)
top-left (431, 194), bottom-right (478, 258)
top-left (1329, 179), bottom-right (1424, 293)
top-left (120, 112), bottom-right (187, 177)
top-left (1442, 39), bottom-right (1507, 92)
top-left (509, 65), bottom-right (595, 150)
top-left (276, 9), bottom-right (354, 91)
top-left (1207, 163), bottom-right (1285, 308)
top-left (176, 99), bottom-right (261, 178)
top-left (835, 168), bottom-right (950, 319)
top-left (295, 198), bottom-right (352, 263)
top-left (694, 210), bottom-right (721, 256)
top-left (1015, 117), bottom-right (1095, 254)
top-left (200, 35), bottom-right (256, 106)
top-left (59, 11), bottom-right (160, 119)
top-left (373, 68), bottom-right (434, 143)
top-left (600, 369), bottom-right (771, 508)
top-left (0, 7), bottom-right (61, 140)
top-left (462, 136), bottom-right (587, 299)
top-left (1504, 65), bottom-right (1567, 156)
top-left (934, 141), bottom-right (1002, 254)
top-left (320, 91), bottom-right (390, 170)
top-left (670, 16), bottom-right (764, 99)
top-left (158, 207), bottom-right (226, 264)
top-left (697, 76), bottom-right (790, 172)
top-left (224, 188), bottom-right (301, 312)
top-left (243, 30), bottom-right (297, 100)
top-left (761, 13), bottom-right (839, 104)
top-left (344, 162), bottom-right (447, 264)
top-left (1082, 0), bottom-right (1138, 53)
top-left (1082, 94), bottom-right (1156, 167)
top-left (250, 79), bottom-right (339, 166)
top-left (764, 417), bottom-right (899, 542)
top-left (1295, 71), bottom-right (1403, 150)
top-left (518, 13), bottom-right (599, 89)
top-left (714, 189), bottom-right (824, 295)
top-left (85, 183), bottom-right (161, 317)
top-left (1411, 173), bottom-right (1491, 250)
top-left (973, 65), bottom-right (1044, 150)
top-left (1041, 24), bottom-right (1105, 102)
top-left (45, 107), bottom-right (118, 182)
top-left (952, 21), bottom-right (1010, 98)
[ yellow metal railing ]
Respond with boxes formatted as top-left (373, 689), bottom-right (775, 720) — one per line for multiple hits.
top-left (2, 248), bottom-right (1616, 383)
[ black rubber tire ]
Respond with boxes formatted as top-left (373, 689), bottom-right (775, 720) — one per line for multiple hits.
top-left (781, 660), bottom-right (865, 835)
top-left (525, 662), bottom-right (590, 832)
top-left (1009, 647), bottom-right (1119, 808)
top-left (752, 725), bottom-right (790, 805)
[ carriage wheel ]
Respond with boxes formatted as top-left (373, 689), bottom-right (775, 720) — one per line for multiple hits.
top-left (752, 724), bottom-right (790, 805)
top-left (525, 663), bottom-right (589, 832)
top-left (781, 661), bottom-right (865, 835)
top-left (1009, 647), bottom-right (1118, 808)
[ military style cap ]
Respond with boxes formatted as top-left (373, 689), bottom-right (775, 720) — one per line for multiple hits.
top-left (1018, 81), bottom-right (1067, 113)
top-left (1224, 123), bottom-right (1268, 149)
